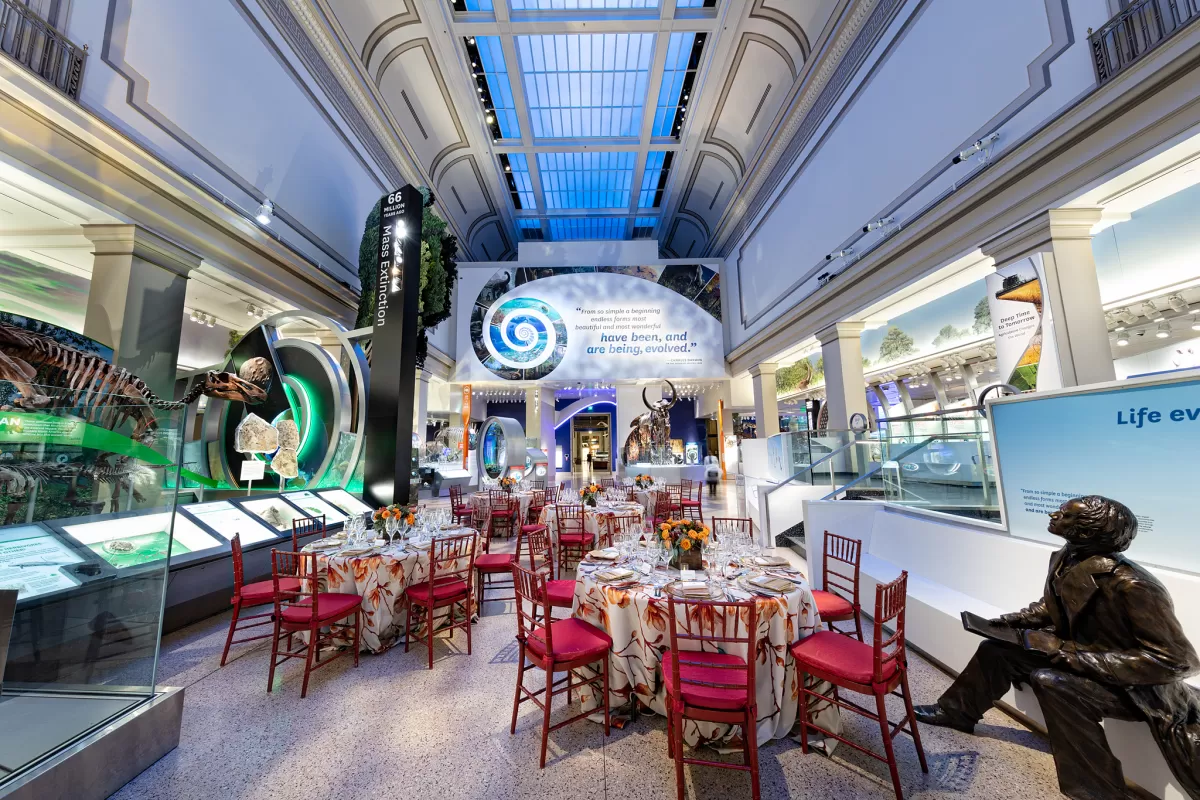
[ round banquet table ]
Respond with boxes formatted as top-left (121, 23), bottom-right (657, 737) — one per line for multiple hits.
top-left (302, 529), bottom-right (477, 653)
top-left (538, 501), bottom-right (645, 545)
top-left (471, 490), bottom-right (534, 522)
top-left (569, 562), bottom-right (839, 748)
top-left (634, 488), bottom-right (660, 516)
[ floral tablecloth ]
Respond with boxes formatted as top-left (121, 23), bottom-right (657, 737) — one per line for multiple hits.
top-left (471, 490), bottom-right (534, 522)
top-left (538, 502), bottom-right (645, 546)
top-left (303, 529), bottom-right (476, 653)
top-left (635, 489), bottom-right (661, 516)
top-left (569, 566), bottom-right (838, 748)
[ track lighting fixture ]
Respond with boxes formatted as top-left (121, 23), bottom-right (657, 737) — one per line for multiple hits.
top-left (1156, 322), bottom-right (1171, 339)
top-left (255, 199), bottom-right (274, 225)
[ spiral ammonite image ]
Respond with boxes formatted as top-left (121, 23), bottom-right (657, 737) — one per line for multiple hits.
top-left (472, 293), bottom-right (567, 380)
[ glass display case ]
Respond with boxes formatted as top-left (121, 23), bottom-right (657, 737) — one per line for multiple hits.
top-left (236, 495), bottom-right (310, 532)
top-left (281, 490), bottom-right (347, 525)
top-left (183, 500), bottom-right (278, 545)
top-left (477, 416), bottom-right (528, 482)
top-left (317, 489), bottom-right (372, 517)
top-left (0, 383), bottom-right (185, 788)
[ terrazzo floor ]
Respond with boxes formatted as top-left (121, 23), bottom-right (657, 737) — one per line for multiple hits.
top-left (113, 482), bottom-right (1064, 800)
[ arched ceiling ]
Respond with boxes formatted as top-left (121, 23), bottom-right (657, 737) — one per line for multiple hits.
top-left (299, 0), bottom-right (838, 257)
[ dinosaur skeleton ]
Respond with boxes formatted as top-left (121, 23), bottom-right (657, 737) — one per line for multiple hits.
top-left (623, 380), bottom-right (678, 465)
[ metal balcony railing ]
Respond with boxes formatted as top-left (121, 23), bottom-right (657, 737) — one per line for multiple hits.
top-left (1089, 0), bottom-right (1200, 85)
top-left (0, 0), bottom-right (86, 99)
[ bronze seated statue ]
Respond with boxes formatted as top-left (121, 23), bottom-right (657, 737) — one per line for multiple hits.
top-left (915, 495), bottom-right (1200, 800)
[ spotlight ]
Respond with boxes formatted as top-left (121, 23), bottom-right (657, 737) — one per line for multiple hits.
top-left (952, 132), bottom-right (1000, 164)
top-left (504, 164), bottom-right (511, 172)
top-left (1156, 322), bottom-right (1171, 339)
top-left (255, 199), bottom-right (274, 225)
top-left (825, 249), bottom-right (853, 261)
top-left (206, 314), bottom-right (215, 328)
top-left (486, 114), bottom-right (495, 124)
top-left (1116, 332), bottom-right (1130, 347)
top-left (1192, 319), bottom-right (1200, 332)
top-left (1168, 294), bottom-right (1187, 312)
top-left (246, 303), bottom-right (256, 317)
top-left (862, 217), bottom-right (895, 233)
top-left (468, 37), bottom-right (475, 44)
top-left (1118, 309), bottom-right (1139, 325)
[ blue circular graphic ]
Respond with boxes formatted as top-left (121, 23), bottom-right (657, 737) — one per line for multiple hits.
top-left (472, 293), bottom-right (567, 380)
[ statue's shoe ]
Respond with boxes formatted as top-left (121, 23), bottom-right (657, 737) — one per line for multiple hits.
top-left (913, 704), bottom-right (976, 733)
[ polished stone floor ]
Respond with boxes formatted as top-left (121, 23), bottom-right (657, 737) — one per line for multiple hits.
top-left (114, 482), bottom-right (1064, 799)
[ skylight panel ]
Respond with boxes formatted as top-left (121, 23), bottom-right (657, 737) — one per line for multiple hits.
top-left (516, 33), bottom-right (654, 138)
top-left (453, 0), bottom-right (495, 12)
top-left (652, 32), bottom-right (705, 138)
top-left (537, 151), bottom-right (635, 209)
top-left (632, 217), bottom-right (657, 238)
top-left (511, 0), bottom-right (657, 8)
top-left (674, 0), bottom-right (717, 7)
top-left (548, 217), bottom-right (627, 240)
top-left (500, 153), bottom-right (536, 209)
top-left (467, 36), bottom-right (520, 139)
top-left (638, 150), bottom-right (673, 208)
top-left (517, 218), bottom-right (544, 240)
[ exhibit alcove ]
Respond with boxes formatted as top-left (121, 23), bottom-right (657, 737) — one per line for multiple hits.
top-left (477, 416), bottom-right (528, 482)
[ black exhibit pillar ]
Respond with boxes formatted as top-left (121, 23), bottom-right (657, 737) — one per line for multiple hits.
top-left (363, 186), bottom-right (424, 508)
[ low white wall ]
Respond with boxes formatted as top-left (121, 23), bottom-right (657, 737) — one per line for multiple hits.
top-left (802, 499), bottom-right (1200, 800)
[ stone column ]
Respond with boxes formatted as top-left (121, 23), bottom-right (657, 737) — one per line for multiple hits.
top-left (982, 208), bottom-right (1113, 387)
top-left (748, 363), bottom-right (779, 438)
top-left (538, 389), bottom-right (557, 486)
top-left (928, 370), bottom-right (950, 410)
top-left (82, 224), bottom-right (201, 397)
top-left (895, 379), bottom-right (915, 414)
top-left (525, 387), bottom-right (540, 441)
top-left (816, 322), bottom-right (869, 431)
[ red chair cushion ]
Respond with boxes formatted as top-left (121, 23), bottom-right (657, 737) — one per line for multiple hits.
top-left (558, 532), bottom-right (595, 546)
top-left (662, 650), bottom-right (751, 711)
top-left (790, 630), bottom-right (896, 685)
top-left (453, 505), bottom-right (472, 515)
top-left (238, 577), bottom-right (301, 605)
top-left (525, 617), bottom-right (612, 663)
top-left (521, 523), bottom-right (547, 534)
top-left (475, 553), bottom-right (516, 572)
top-left (545, 579), bottom-right (576, 608)
top-left (404, 579), bottom-right (470, 606)
top-left (813, 589), bottom-right (855, 620)
top-left (280, 592), bottom-right (360, 625)
top-left (680, 500), bottom-right (701, 507)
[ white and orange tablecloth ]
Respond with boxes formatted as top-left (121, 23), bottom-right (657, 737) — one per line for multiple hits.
top-left (538, 501), bottom-right (645, 545)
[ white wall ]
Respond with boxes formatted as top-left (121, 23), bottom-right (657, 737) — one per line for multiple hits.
top-left (804, 500), bottom-right (1200, 800)
top-left (65, 0), bottom-right (387, 283)
top-left (726, 0), bottom-right (1108, 350)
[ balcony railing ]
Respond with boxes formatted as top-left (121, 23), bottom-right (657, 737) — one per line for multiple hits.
top-left (0, 0), bottom-right (86, 99)
top-left (1089, 0), bottom-right (1200, 85)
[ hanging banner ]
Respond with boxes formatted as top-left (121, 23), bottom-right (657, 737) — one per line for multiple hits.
top-left (363, 186), bottom-right (424, 508)
top-left (985, 255), bottom-right (1061, 392)
top-left (461, 384), bottom-right (471, 471)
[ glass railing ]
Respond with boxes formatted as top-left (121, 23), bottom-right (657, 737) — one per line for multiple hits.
top-left (0, 383), bottom-right (183, 786)
top-left (823, 433), bottom-right (1000, 522)
top-left (875, 408), bottom-right (989, 442)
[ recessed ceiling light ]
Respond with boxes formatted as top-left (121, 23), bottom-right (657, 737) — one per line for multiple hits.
top-left (1156, 322), bottom-right (1171, 339)
top-left (1117, 332), bottom-right (1130, 347)
top-left (486, 114), bottom-right (495, 123)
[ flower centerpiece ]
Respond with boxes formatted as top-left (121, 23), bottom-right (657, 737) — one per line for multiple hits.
top-left (659, 518), bottom-right (710, 571)
top-left (498, 475), bottom-right (518, 493)
top-left (579, 482), bottom-right (602, 507)
top-left (372, 503), bottom-right (416, 540)
top-left (634, 474), bottom-right (654, 490)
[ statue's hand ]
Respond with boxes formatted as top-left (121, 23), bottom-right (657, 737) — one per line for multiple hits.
top-left (1021, 629), bottom-right (1064, 656)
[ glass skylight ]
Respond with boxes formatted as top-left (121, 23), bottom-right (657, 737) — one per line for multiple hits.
top-left (537, 151), bottom-right (635, 209)
top-left (471, 36), bottom-right (520, 139)
top-left (674, 0), bottom-right (717, 7)
top-left (548, 217), bottom-right (627, 240)
top-left (638, 150), bottom-right (673, 208)
top-left (453, 0), bottom-right (495, 11)
top-left (511, 0), bottom-right (657, 8)
top-left (500, 153), bottom-right (536, 209)
top-left (652, 32), bottom-right (704, 138)
top-left (516, 33), bottom-right (654, 138)
top-left (632, 216), bottom-right (657, 238)
top-left (517, 218), bottom-right (544, 240)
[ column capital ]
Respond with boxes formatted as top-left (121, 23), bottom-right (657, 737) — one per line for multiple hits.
top-left (82, 224), bottom-right (202, 277)
top-left (815, 321), bottom-right (866, 345)
top-left (416, 368), bottom-right (433, 382)
top-left (747, 362), bottom-right (778, 379)
top-left (981, 208), bottom-right (1103, 268)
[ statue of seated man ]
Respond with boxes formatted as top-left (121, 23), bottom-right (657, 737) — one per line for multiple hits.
top-left (915, 495), bottom-right (1200, 800)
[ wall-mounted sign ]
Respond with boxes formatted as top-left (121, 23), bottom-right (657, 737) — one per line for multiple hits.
top-left (986, 255), bottom-right (1061, 392)
top-left (456, 266), bottom-right (726, 382)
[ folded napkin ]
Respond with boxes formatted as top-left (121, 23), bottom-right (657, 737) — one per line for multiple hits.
top-left (753, 555), bottom-right (789, 567)
top-left (677, 581), bottom-right (709, 598)
top-left (750, 574), bottom-right (794, 593)
top-left (588, 548), bottom-right (620, 560)
top-left (595, 568), bottom-right (635, 582)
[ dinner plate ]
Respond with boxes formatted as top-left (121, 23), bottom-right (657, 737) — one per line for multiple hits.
top-left (737, 575), bottom-right (795, 596)
top-left (662, 581), bottom-right (724, 600)
top-left (752, 555), bottom-right (790, 567)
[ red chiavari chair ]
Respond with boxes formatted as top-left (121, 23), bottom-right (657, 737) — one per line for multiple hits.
top-left (665, 483), bottom-right (683, 516)
top-left (449, 484), bottom-right (472, 526)
top-left (266, 549), bottom-right (361, 698)
top-left (710, 517), bottom-right (753, 544)
top-left (600, 477), bottom-right (615, 490)
top-left (291, 514), bottom-right (325, 551)
top-left (474, 516), bottom-right (518, 609)
top-left (815, 531), bottom-right (863, 641)
top-left (510, 563), bottom-right (610, 767)
top-left (679, 479), bottom-right (703, 523)
top-left (652, 489), bottom-right (675, 527)
top-left (402, 532), bottom-right (476, 669)
top-left (664, 596), bottom-right (760, 800)
top-left (791, 571), bottom-right (926, 800)
top-left (526, 488), bottom-right (547, 525)
top-left (489, 490), bottom-right (519, 540)
top-left (553, 503), bottom-right (592, 571)
top-left (604, 513), bottom-right (643, 548)
top-left (524, 525), bottom-right (575, 613)
top-left (530, 479), bottom-right (546, 491)
top-left (220, 534), bottom-right (300, 666)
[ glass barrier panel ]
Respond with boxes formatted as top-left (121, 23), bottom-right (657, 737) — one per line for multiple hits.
top-left (0, 384), bottom-right (184, 785)
top-left (880, 434), bottom-right (999, 521)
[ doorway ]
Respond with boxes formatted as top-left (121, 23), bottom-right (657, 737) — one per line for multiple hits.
top-left (571, 414), bottom-right (611, 479)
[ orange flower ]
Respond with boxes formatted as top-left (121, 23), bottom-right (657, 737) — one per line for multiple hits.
top-left (679, 538), bottom-right (692, 550)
